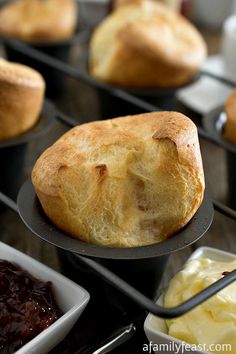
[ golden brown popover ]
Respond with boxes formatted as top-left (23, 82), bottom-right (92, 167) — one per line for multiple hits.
top-left (32, 111), bottom-right (205, 248)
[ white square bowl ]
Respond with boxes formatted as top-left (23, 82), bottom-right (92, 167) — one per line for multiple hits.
top-left (0, 241), bottom-right (90, 354)
top-left (144, 247), bottom-right (236, 354)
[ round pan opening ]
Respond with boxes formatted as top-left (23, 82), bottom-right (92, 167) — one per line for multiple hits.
top-left (17, 179), bottom-right (214, 260)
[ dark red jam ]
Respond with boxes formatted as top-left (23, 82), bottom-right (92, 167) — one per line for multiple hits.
top-left (0, 260), bottom-right (62, 354)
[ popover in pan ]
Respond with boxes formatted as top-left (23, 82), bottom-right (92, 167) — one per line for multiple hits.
top-left (32, 111), bottom-right (205, 248)
top-left (89, 0), bottom-right (207, 88)
top-left (0, 0), bottom-right (77, 42)
top-left (0, 59), bottom-right (45, 140)
top-left (224, 89), bottom-right (236, 145)
top-left (114, 0), bottom-right (181, 12)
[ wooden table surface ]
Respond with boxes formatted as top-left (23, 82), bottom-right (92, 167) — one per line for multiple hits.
top-left (1, 28), bottom-right (236, 354)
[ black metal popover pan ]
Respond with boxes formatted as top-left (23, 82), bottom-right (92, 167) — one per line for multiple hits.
top-left (15, 182), bottom-right (236, 320)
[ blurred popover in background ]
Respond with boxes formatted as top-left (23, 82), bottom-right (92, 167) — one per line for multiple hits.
top-left (0, 0), bottom-right (78, 42)
top-left (89, 0), bottom-right (207, 88)
top-left (0, 58), bottom-right (45, 140)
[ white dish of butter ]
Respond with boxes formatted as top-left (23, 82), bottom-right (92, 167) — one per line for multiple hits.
top-left (144, 247), bottom-right (236, 354)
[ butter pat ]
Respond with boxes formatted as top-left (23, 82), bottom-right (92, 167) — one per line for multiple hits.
top-left (165, 258), bottom-right (236, 353)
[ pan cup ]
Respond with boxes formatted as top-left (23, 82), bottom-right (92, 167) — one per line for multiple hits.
top-left (95, 87), bottom-right (177, 119)
top-left (203, 108), bottom-right (236, 209)
top-left (57, 249), bottom-right (169, 320)
top-left (0, 143), bottom-right (27, 203)
top-left (0, 99), bottom-right (55, 212)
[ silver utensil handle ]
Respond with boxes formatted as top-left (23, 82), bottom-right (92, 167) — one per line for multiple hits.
top-left (76, 324), bottom-right (136, 354)
top-left (92, 324), bottom-right (136, 354)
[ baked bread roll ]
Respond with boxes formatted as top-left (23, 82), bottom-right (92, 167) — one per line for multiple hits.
top-left (114, 0), bottom-right (182, 12)
top-left (0, 0), bottom-right (77, 42)
top-left (32, 111), bottom-right (205, 248)
top-left (90, 1), bottom-right (207, 88)
top-left (0, 59), bottom-right (45, 140)
top-left (224, 90), bottom-right (236, 144)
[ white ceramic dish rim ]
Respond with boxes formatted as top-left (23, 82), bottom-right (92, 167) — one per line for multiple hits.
top-left (0, 241), bottom-right (90, 354)
top-left (144, 246), bottom-right (236, 354)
